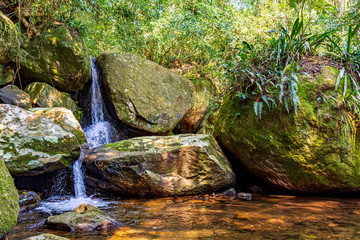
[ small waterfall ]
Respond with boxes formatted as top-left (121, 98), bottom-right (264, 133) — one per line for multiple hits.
top-left (84, 58), bottom-right (118, 149)
top-left (73, 151), bottom-right (86, 198)
top-left (72, 58), bottom-right (118, 199)
top-left (39, 58), bottom-right (117, 212)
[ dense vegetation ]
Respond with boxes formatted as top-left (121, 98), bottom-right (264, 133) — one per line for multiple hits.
top-left (2, 0), bottom-right (360, 117)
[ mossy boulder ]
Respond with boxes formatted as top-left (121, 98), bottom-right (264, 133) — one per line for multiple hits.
top-left (97, 52), bottom-right (195, 134)
top-left (0, 65), bottom-right (14, 86)
top-left (0, 85), bottom-right (31, 109)
top-left (0, 12), bottom-right (18, 65)
top-left (214, 66), bottom-right (360, 193)
top-left (25, 82), bottom-right (82, 121)
top-left (84, 134), bottom-right (235, 197)
top-left (179, 74), bottom-right (215, 133)
top-left (45, 204), bottom-right (117, 231)
top-left (30, 107), bottom-right (87, 146)
top-left (19, 26), bottom-right (91, 92)
top-left (0, 159), bottom-right (19, 239)
top-left (0, 104), bottom-right (81, 176)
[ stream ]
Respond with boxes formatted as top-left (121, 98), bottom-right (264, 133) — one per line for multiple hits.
top-left (9, 194), bottom-right (360, 239)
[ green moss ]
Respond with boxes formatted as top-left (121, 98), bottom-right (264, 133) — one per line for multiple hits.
top-left (0, 160), bottom-right (19, 238)
top-left (20, 26), bottom-right (90, 92)
top-left (214, 67), bottom-right (360, 192)
top-left (97, 51), bottom-right (195, 134)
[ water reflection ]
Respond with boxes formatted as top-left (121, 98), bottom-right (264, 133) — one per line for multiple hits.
top-left (9, 195), bottom-right (360, 239)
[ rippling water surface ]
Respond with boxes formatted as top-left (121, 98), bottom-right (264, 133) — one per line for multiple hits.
top-left (8, 194), bottom-right (360, 240)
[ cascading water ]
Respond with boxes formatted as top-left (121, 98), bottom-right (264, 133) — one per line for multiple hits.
top-left (84, 58), bottom-right (118, 149)
top-left (70, 58), bottom-right (118, 199)
top-left (39, 58), bottom-right (117, 212)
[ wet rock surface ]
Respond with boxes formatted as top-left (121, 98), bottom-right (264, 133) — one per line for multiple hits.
top-left (45, 204), bottom-right (117, 232)
top-left (19, 190), bottom-right (41, 212)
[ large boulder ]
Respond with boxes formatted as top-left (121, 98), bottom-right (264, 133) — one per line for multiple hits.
top-left (215, 66), bottom-right (360, 193)
top-left (30, 107), bottom-right (87, 146)
top-left (0, 159), bottom-right (19, 239)
top-left (0, 12), bottom-right (18, 65)
top-left (0, 104), bottom-right (81, 176)
top-left (19, 26), bottom-right (91, 92)
top-left (45, 204), bottom-right (117, 231)
top-left (0, 85), bottom-right (31, 109)
top-left (25, 82), bottom-right (82, 121)
top-left (97, 52), bottom-right (195, 134)
top-left (179, 74), bottom-right (214, 133)
top-left (84, 134), bottom-right (235, 197)
top-left (0, 65), bottom-right (14, 86)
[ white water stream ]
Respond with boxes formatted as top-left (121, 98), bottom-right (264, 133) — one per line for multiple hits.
top-left (39, 58), bottom-right (117, 212)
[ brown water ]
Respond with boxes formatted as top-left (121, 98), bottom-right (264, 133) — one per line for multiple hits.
top-left (8, 194), bottom-right (360, 240)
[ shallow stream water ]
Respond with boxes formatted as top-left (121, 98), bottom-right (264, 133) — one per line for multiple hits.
top-left (8, 194), bottom-right (360, 240)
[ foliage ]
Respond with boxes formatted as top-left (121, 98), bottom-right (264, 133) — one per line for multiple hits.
top-left (1, 0), bottom-right (359, 118)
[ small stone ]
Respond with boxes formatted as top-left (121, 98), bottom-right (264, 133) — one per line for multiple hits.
top-left (222, 187), bottom-right (237, 196)
top-left (23, 234), bottom-right (69, 240)
top-left (18, 190), bottom-right (41, 212)
top-left (237, 192), bottom-right (252, 200)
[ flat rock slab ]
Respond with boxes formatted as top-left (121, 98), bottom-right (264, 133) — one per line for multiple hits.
top-left (84, 134), bottom-right (235, 197)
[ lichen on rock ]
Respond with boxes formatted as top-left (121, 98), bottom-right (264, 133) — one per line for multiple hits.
top-left (0, 104), bottom-right (81, 176)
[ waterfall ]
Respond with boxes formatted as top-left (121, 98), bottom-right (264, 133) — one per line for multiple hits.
top-left (72, 58), bottom-right (118, 199)
top-left (39, 58), bottom-right (117, 212)
top-left (84, 58), bottom-right (118, 149)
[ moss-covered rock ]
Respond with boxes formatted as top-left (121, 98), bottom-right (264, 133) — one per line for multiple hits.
top-left (30, 107), bottom-right (87, 146)
top-left (179, 73), bottom-right (214, 133)
top-left (25, 82), bottom-right (82, 121)
top-left (19, 26), bottom-right (90, 92)
top-left (0, 85), bottom-right (31, 109)
top-left (0, 12), bottom-right (18, 65)
top-left (215, 66), bottom-right (360, 193)
top-left (0, 104), bottom-right (81, 176)
top-left (45, 204), bottom-right (117, 232)
top-left (97, 52), bottom-right (195, 134)
top-left (0, 159), bottom-right (19, 239)
top-left (0, 65), bottom-right (14, 86)
top-left (84, 134), bottom-right (235, 197)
